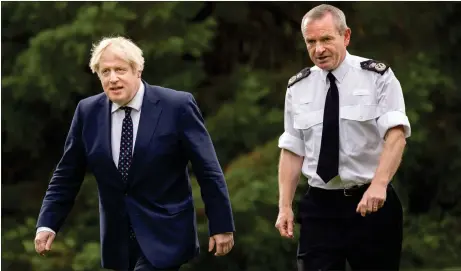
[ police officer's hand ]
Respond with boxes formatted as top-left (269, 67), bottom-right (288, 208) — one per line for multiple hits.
top-left (275, 207), bottom-right (294, 238)
top-left (34, 231), bottom-right (56, 256)
top-left (356, 182), bottom-right (387, 217)
top-left (209, 232), bottom-right (234, 256)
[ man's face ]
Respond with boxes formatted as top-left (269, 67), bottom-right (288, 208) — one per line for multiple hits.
top-left (303, 13), bottom-right (351, 71)
top-left (98, 46), bottom-right (141, 106)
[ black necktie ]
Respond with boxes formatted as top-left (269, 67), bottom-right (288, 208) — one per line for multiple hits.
top-left (316, 72), bottom-right (339, 183)
top-left (118, 106), bottom-right (133, 183)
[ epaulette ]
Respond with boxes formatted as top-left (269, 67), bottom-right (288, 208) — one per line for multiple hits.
top-left (360, 60), bottom-right (390, 75)
top-left (287, 67), bottom-right (311, 88)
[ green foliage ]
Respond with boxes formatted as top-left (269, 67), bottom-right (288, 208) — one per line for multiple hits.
top-left (2, 176), bottom-right (101, 271)
top-left (401, 215), bottom-right (461, 268)
top-left (206, 67), bottom-right (284, 165)
top-left (189, 139), bottom-right (300, 271)
top-left (2, 1), bottom-right (461, 270)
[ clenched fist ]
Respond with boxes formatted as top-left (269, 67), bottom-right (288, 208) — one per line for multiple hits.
top-left (208, 232), bottom-right (234, 256)
top-left (356, 182), bottom-right (387, 217)
top-left (34, 231), bottom-right (56, 256)
top-left (275, 207), bottom-right (295, 239)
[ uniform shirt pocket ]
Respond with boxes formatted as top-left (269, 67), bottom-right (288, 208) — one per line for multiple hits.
top-left (340, 104), bottom-right (379, 122)
top-left (293, 109), bottom-right (323, 159)
top-left (343, 88), bottom-right (376, 106)
top-left (352, 89), bottom-right (370, 96)
top-left (292, 92), bottom-right (314, 114)
top-left (294, 109), bottom-right (323, 130)
top-left (340, 105), bottom-right (381, 155)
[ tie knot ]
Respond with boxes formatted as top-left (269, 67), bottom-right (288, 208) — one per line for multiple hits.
top-left (120, 106), bottom-right (132, 116)
top-left (327, 72), bottom-right (336, 82)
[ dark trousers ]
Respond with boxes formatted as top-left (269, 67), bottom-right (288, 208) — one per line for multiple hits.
top-left (296, 184), bottom-right (403, 271)
top-left (116, 234), bottom-right (181, 271)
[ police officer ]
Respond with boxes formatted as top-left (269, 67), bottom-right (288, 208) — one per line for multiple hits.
top-left (275, 4), bottom-right (411, 271)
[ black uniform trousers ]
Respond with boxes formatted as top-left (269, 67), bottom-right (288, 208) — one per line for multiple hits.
top-left (296, 183), bottom-right (403, 271)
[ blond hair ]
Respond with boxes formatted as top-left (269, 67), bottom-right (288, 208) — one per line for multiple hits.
top-left (89, 36), bottom-right (145, 74)
top-left (301, 4), bottom-right (348, 36)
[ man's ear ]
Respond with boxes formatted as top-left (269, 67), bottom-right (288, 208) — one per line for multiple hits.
top-left (344, 28), bottom-right (351, 47)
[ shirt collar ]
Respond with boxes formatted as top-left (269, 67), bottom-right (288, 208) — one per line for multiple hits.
top-left (111, 81), bottom-right (144, 113)
top-left (320, 51), bottom-right (351, 84)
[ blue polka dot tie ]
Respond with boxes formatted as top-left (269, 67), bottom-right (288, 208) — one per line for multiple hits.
top-left (118, 106), bottom-right (133, 183)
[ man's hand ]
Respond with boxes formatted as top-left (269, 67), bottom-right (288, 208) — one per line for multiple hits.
top-left (34, 231), bottom-right (56, 256)
top-left (356, 182), bottom-right (387, 217)
top-left (208, 232), bottom-right (234, 256)
top-left (275, 207), bottom-right (294, 238)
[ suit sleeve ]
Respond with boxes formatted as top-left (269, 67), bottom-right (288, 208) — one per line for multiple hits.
top-left (36, 101), bottom-right (87, 233)
top-left (179, 93), bottom-right (235, 236)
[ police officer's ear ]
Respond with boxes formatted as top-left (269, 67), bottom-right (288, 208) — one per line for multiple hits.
top-left (344, 28), bottom-right (352, 46)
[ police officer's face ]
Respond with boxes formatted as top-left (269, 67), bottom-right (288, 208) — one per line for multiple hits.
top-left (303, 13), bottom-right (351, 71)
top-left (98, 46), bottom-right (141, 106)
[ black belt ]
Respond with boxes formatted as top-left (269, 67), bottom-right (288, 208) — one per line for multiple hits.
top-left (307, 183), bottom-right (371, 197)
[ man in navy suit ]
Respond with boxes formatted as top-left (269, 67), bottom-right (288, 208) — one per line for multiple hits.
top-left (34, 36), bottom-right (235, 271)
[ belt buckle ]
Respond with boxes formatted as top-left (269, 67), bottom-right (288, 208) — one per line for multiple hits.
top-left (343, 185), bottom-right (359, 197)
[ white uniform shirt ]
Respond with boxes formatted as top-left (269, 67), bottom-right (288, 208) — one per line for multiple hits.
top-left (278, 52), bottom-right (411, 190)
top-left (37, 83), bottom-right (144, 235)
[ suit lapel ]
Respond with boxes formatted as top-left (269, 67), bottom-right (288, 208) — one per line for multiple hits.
top-left (98, 96), bottom-right (120, 174)
top-left (129, 83), bottom-right (162, 181)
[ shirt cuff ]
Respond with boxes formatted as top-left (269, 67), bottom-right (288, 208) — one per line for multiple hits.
top-left (37, 227), bottom-right (56, 235)
top-left (377, 111), bottom-right (411, 139)
top-left (278, 132), bottom-right (305, 156)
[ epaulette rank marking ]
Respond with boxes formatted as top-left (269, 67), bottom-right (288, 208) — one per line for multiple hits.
top-left (360, 60), bottom-right (390, 75)
top-left (288, 67), bottom-right (311, 88)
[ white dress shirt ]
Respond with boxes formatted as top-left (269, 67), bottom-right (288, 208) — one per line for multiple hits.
top-left (110, 82), bottom-right (144, 166)
top-left (37, 82), bottom-right (144, 235)
top-left (278, 52), bottom-right (411, 190)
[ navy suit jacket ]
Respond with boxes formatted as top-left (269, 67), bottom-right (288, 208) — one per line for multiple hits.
top-left (36, 81), bottom-right (235, 269)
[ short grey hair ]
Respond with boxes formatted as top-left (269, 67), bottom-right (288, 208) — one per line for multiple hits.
top-left (89, 36), bottom-right (144, 74)
top-left (301, 4), bottom-right (348, 36)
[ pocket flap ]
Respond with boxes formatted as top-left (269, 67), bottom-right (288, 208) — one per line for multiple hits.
top-left (340, 105), bottom-right (379, 121)
top-left (352, 89), bottom-right (370, 96)
top-left (160, 199), bottom-right (193, 215)
top-left (294, 110), bottom-right (323, 129)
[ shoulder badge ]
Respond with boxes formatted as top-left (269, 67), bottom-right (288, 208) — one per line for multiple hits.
top-left (360, 60), bottom-right (390, 75)
top-left (287, 67), bottom-right (311, 88)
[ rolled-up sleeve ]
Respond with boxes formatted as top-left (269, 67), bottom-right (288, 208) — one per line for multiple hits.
top-left (376, 68), bottom-right (411, 139)
top-left (278, 87), bottom-right (305, 156)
